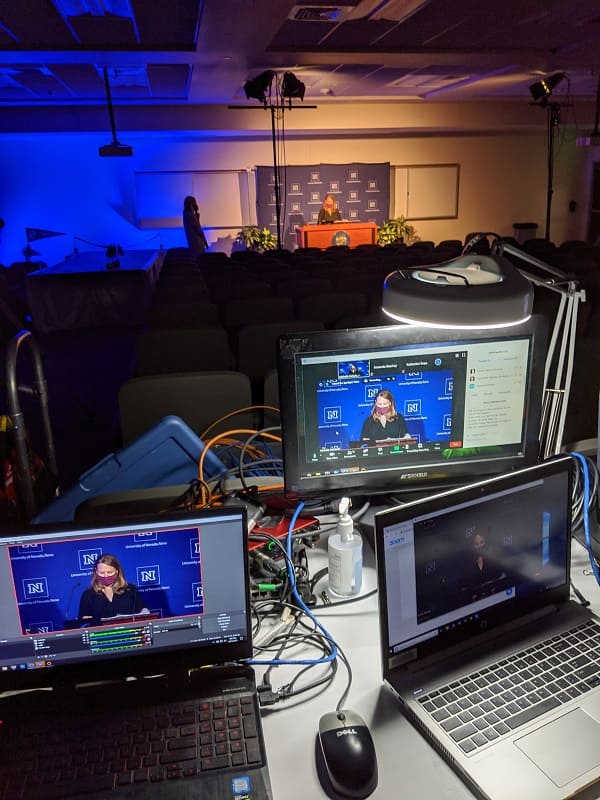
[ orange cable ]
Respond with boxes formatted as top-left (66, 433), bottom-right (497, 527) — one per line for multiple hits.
top-left (198, 428), bottom-right (282, 505)
top-left (200, 404), bottom-right (280, 440)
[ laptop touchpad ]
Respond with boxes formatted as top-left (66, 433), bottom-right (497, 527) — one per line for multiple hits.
top-left (515, 708), bottom-right (600, 787)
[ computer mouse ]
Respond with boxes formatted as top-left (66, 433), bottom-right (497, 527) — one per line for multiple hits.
top-left (315, 709), bottom-right (378, 799)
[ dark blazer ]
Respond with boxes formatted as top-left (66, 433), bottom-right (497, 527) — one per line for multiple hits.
top-left (360, 415), bottom-right (408, 444)
top-left (78, 584), bottom-right (145, 625)
top-left (317, 207), bottom-right (342, 224)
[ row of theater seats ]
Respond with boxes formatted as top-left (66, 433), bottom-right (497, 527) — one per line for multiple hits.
top-left (115, 238), bottom-right (600, 451)
top-left (120, 242), bottom-right (460, 447)
top-left (118, 368), bottom-right (280, 448)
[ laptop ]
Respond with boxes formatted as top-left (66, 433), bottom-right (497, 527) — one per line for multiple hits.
top-left (0, 507), bottom-right (273, 800)
top-left (375, 455), bottom-right (600, 800)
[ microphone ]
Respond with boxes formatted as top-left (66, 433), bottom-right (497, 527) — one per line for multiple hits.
top-left (65, 581), bottom-right (82, 621)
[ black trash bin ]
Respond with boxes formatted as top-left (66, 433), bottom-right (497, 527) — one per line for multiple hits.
top-left (512, 222), bottom-right (538, 244)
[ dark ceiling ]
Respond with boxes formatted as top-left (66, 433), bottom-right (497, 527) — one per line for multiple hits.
top-left (0, 0), bottom-right (599, 108)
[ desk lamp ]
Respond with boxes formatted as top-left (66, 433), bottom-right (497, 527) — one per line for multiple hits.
top-left (382, 232), bottom-right (585, 458)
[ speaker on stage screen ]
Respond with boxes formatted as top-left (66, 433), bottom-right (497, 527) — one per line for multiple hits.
top-left (8, 526), bottom-right (206, 635)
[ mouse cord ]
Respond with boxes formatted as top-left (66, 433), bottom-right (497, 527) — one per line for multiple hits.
top-left (288, 502), bottom-right (354, 717)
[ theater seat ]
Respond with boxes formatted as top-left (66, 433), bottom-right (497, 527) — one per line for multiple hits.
top-left (119, 371), bottom-right (255, 445)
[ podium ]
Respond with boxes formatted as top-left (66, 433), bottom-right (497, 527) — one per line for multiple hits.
top-left (295, 221), bottom-right (378, 250)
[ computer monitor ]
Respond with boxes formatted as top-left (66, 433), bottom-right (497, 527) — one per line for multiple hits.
top-left (277, 316), bottom-right (548, 502)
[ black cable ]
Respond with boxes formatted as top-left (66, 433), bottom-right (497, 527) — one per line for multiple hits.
top-left (253, 600), bottom-right (340, 707)
top-left (237, 426), bottom-right (282, 493)
top-left (318, 588), bottom-right (378, 609)
top-left (294, 609), bottom-right (353, 713)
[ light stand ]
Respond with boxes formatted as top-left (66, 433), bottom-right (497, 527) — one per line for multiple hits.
top-left (528, 72), bottom-right (569, 242)
top-left (545, 103), bottom-right (560, 241)
top-left (229, 71), bottom-right (315, 249)
top-left (270, 104), bottom-right (283, 250)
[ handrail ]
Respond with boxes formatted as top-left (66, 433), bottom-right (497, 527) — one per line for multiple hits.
top-left (5, 329), bottom-right (58, 521)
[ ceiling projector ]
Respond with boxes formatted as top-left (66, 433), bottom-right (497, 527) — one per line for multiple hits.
top-left (99, 142), bottom-right (133, 157)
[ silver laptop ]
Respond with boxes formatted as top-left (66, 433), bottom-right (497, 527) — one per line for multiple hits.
top-left (0, 507), bottom-right (272, 800)
top-left (375, 456), bottom-right (600, 800)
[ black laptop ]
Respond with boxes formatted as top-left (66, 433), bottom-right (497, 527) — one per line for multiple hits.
top-left (0, 507), bottom-right (273, 800)
top-left (375, 456), bottom-right (600, 800)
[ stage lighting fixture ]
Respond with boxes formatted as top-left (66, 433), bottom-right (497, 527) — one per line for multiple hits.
top-left (281, 71), bottom-right (305, 103)
top-left (529, 72), bottom-right (566, 105)
top-left (243, 70), bottom-right (275, 105)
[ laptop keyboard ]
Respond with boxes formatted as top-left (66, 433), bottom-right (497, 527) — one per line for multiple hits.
top-left (0, 693), bottom-right (263, 799)
top-left (417, 619), bottom-right (600, 755)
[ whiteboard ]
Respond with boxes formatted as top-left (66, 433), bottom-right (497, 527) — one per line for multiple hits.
top-left (135, 170), bottom-right (251, 229)
top-left (393, 164), bottom-right (459, 220)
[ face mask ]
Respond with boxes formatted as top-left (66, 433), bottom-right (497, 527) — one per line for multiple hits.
top-left (97, 574), bottom-right (116, 587)
top-left (375, 405), bottom-right (389, 415)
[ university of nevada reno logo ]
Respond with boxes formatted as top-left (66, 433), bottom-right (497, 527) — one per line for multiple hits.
top-left (79, 547), bottom-right (103, 571)
top-left (22, 576), bottom-right (49, 600)
top-left (136, 565), bottom-right (161, 587)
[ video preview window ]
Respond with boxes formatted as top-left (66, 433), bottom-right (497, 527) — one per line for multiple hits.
top-left (302, 350), bottom-right (462, 456)
top-left (8, 527), bottom-right (204, 636)
top-left (412, 483), bottom-right (568, 627)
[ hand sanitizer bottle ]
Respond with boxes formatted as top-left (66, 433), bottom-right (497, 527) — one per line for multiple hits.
top-left (328, 497), bottom-right (363, 596)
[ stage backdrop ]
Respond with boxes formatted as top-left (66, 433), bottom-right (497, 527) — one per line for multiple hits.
top-left (256, 162), bottom-right (390, 250)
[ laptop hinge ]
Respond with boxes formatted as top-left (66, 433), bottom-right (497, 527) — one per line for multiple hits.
top-left (403, 603), bottom-right (563, 675)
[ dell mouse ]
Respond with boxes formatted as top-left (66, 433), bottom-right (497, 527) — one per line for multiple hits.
top-left (316, 709), bottom-right (378, 799)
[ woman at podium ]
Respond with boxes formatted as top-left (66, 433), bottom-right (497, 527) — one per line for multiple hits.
top-left (317, 193), bottom-right (342, 224)
top-left (360, 389), bottom-right (411, 445)
top-left (78, 553), bottom-right (149, 626)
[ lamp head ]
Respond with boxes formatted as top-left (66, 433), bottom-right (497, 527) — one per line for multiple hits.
top-left (243, 70), bottom-right (276, 106)
top-left (381, 253), bottom-right (534, 330)
top-left (529, 72), bottom-right (566, 105)
top-left (281, 71), bottom-right (305, 104)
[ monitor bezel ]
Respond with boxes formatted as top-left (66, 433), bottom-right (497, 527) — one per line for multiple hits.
top-left (277, 316), bottom-right (548, 501)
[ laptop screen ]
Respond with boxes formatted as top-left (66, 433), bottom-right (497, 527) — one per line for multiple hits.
top-left (0, 508), bottom-right (251, 690)
top-left (376, 458), bottom-right (573, 673)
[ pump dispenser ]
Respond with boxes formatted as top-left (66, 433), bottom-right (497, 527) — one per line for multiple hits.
top-left (328, 497), bottom-right (363, 596)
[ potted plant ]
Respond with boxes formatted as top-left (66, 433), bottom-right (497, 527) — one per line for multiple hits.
top-left (377, 216), bottom-right (419, 246)
top-left (235, 225), bottom-right (277, 252)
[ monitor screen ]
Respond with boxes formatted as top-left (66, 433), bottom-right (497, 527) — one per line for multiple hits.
top-left (0, 508), bottom-right (251, 690)
top-left (277, 317), bottom-right (548, 501)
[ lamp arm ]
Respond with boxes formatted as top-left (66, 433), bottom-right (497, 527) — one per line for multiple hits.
top-left (502, 241), bottom-right (569, 281)
top-left (500, 242), bottom-right (585, 456)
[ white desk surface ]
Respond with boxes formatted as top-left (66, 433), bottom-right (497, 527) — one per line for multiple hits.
top-left (259, 534), bottom-right (600, 800)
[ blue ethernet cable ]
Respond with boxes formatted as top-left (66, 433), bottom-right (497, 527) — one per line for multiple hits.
top-left (570, 451), bottom-right (600, 586)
